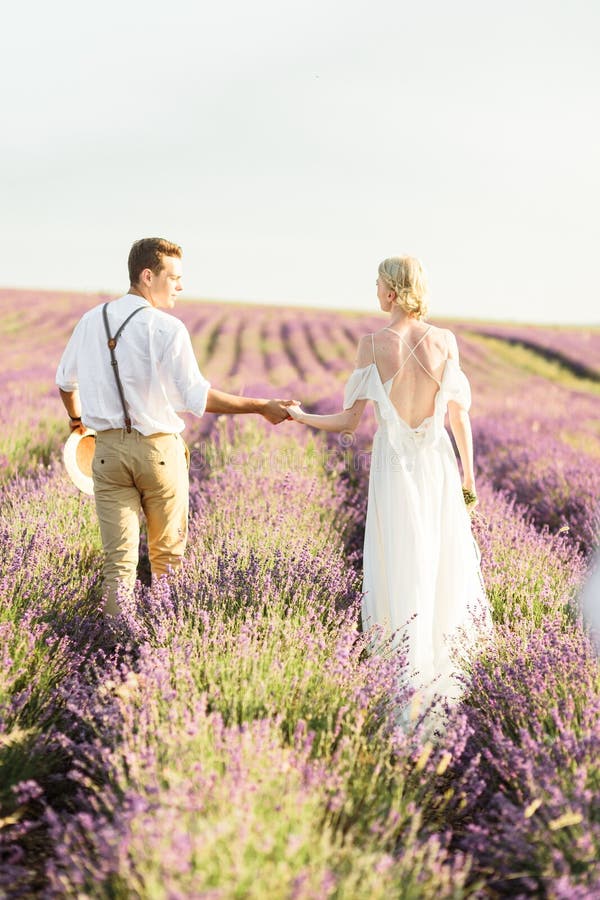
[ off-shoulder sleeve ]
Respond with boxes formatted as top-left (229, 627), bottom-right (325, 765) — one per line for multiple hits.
top-left (343, 364), bottom-right (387, 409)
top-left (441, 359), bottom-right (472, 411)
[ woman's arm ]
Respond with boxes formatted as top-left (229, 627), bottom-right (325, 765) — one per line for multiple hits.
top-left (448, 404), bottom-right (475, 490)
top-left (289, 400), bottom-right (368, 433)
top-left (445, 331), bottom-right (475, 491)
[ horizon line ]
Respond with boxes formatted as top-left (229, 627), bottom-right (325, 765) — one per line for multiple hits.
top-left (0, 285), bottom-right (597, 330)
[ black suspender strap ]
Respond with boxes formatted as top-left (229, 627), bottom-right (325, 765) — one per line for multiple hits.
top-left (101, 303), bottom-right (147, 433)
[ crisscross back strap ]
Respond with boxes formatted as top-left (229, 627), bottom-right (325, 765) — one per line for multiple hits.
top-left (371, 333), bottom-right (376, 363)
top-left (102, 303), bottom-right (147, 432)
top-left (384, 325), bottom-right (441, 387)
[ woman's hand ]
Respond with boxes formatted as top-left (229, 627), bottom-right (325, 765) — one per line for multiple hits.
top-left (285, 404), bottom-right (306, 423)
top-left (462, 482), bottom-right (478, 514)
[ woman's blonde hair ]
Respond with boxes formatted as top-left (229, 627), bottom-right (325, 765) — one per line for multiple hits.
top-left (378, 256), bottom-right (429, 319)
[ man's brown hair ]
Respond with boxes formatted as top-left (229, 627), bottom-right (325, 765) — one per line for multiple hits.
top-left (128, 238), bottom-right (183, 286)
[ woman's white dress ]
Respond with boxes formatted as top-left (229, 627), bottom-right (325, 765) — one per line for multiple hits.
top-left (344, 350), bottom-right (491, 706)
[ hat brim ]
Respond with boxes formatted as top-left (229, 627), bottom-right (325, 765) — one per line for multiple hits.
top-left (63, 429), bottom-right (97, 495)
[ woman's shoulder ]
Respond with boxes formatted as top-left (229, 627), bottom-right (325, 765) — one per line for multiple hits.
top-left (425, 321), bottom-right (454, 338)
top-left (355, 332), bottom-right (377, 368)
top-left (425, 323), bottom-right (458, 355)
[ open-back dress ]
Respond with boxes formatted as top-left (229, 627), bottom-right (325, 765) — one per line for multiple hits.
top-left (343, 326), bottom-right (490, 705)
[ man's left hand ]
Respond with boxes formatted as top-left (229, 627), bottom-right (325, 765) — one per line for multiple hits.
top-left (69, 418), bottom-right (87, 435)
top-left (262, 399), bottom-right (301, 425)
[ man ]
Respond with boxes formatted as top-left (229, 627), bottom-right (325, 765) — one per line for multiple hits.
top-left (56, 237), bottom-right (292, 617)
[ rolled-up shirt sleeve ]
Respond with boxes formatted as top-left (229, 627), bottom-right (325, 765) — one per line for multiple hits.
top-left (56, 321), bottom-right (83, 391)
top-left (162, 324), bottom-right (211, 417)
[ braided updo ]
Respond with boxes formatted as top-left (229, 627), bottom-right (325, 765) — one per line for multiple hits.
top-left (378, 256), bottom-right (429, 319)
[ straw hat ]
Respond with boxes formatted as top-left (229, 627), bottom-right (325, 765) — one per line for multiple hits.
top-left (63, 429), bottom-right (97, 495)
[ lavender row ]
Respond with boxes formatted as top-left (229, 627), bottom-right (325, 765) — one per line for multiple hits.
top-left (473, 412), bottom-right (600, 556)
top-left (454, 320), bottom-right (600, 380)
top-left (419, 485), bottom-right (599, 896)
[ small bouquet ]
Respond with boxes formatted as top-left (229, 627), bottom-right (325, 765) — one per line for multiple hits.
top-left (462, 487), bottom-right (478, 515)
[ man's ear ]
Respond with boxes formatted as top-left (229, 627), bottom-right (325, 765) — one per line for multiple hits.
top-left (141, 268), bottom-right (153, 285)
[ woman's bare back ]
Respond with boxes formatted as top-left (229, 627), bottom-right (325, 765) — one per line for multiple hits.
top-left (370, 323), bottom-right (450, 428)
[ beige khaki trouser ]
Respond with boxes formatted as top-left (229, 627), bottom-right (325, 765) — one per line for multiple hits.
top-left (91, 429), bottom-right (190, 617)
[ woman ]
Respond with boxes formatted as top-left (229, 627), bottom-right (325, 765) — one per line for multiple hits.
top-left (288, 257), bottom-right (491, 710)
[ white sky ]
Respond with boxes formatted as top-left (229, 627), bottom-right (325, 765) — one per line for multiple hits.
top-left (1, 0), bottom-right (599, 324)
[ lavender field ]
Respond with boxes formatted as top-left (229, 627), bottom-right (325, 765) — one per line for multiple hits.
top-left (1, 287), bottom-right (599, 898)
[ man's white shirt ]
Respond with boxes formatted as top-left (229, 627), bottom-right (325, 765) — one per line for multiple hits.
top-left (56, 294), bottom-right (211, 435)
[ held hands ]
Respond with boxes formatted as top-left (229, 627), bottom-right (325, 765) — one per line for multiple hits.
top-left (285, 404), bottom-right (305, 422)
top-left (261, 399), bottom-right (302, 425)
